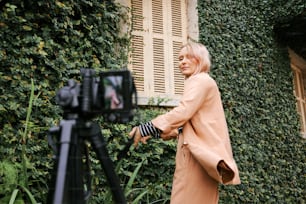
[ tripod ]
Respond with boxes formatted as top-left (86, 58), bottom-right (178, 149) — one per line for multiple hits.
top-left (47, 113), bottom-right (127, 204)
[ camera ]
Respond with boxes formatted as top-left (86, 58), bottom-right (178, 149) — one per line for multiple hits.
top-left (55, 68), bottom-right (137, 123)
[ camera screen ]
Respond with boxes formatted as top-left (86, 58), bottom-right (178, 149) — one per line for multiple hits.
top-left (99, 70), bottom-right (136, 122)
top-left (102, 75), bottom-right (124, 110)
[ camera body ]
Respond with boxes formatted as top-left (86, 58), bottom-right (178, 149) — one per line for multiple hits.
top-left (56, 68), bottom-right (136, 123)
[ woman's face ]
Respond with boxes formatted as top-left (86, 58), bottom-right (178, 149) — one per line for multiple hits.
top-left (178, 47), bottom-right (198, 77)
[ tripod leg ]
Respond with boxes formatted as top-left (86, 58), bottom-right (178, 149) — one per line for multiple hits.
top-left (88, 122), bottom-right (126, 204)
top-left (67, 133), bottom-right (86, 204)
top-left (55, 120), bottom-right (75, 204)
top-left (48, 119), bottom-right (85, 204)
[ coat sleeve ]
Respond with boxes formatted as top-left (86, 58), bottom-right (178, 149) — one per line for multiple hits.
top-left (185, 121), bottom-right (241, 185)
top-left (152, 74), bottom-right (216, 134)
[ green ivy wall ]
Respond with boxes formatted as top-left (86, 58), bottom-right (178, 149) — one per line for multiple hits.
top-left (198, 1), bottom-right (305, 203)
top-left (0, 1), bottom-right (131, 202)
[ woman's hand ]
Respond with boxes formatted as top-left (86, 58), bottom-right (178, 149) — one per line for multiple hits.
top-left (129, 127), bottom-right (151, 147)
top-left (160, 129), bottom-right (179, 141)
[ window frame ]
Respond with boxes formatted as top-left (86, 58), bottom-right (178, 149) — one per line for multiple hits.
top-left (125, 0), bottom-right (198, 107)
top-left (289, 49), bottom-right (306, 138)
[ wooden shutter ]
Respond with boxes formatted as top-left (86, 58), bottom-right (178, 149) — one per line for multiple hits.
top-left (171, 0), bottom-right (185, 95)
top-left (131, 0), bottom-right (144, 92)
top-left (129, 0), bottom-right (187, 106)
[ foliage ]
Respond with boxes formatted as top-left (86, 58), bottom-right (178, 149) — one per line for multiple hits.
top-left (198, 0), bottom-right (306, 203)
top-left (0, 78), bottom-right (40, 203)
top-left (0, 160), bottom-right (38, 204)
top-left (0, 0), bottom-right (130, 202)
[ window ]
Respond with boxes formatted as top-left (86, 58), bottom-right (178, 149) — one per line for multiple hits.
top-left (289, 49), bottom-right (306, 138)
top-left (127, 0), bottom-right (197, 106)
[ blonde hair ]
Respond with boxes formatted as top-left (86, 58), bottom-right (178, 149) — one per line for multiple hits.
top-left (181, 42), bottom-right (211, 74)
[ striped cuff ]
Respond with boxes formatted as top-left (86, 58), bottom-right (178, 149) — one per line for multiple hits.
top-left (138, 121), bottom-right (161, 138)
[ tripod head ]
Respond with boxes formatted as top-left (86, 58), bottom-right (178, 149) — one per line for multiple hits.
top-left (55, 68), bottom-right (137, 122)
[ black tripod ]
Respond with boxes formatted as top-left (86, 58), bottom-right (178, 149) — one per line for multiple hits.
top-left (47, 114), bottom-right (127, 204)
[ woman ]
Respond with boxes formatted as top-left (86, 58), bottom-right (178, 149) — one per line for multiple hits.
top-left (129, 42), bottom-right (240, 203)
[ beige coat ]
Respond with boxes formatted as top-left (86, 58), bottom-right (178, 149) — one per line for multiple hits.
top-left (152, 73), bottom-right (240, 204)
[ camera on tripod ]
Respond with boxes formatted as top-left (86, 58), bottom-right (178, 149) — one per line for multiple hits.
top-left (55, 68), bottom-right (137, 123)
top-left (47, 68), bottom-right (137, 204)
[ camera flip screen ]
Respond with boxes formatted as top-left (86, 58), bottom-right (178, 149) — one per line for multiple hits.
top-left (99, 70), bottom-right (136, 122)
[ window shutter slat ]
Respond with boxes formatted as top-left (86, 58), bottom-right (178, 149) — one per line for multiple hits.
top-left (152, 0), bottom-right (163, 34)
top-left (131, 0), bottom-right (143, 31)
top-left (173, 41), bottom-right (184, 94)
top-left (132, 35), bottom-right (144, 91)
top-left (153, 38), bottom-right (165, 93)
top-left (171, 0), bottom-right (182, 37)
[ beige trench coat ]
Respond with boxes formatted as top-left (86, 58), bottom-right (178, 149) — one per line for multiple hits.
top-left (152, 73), bottom-right (240, 204)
